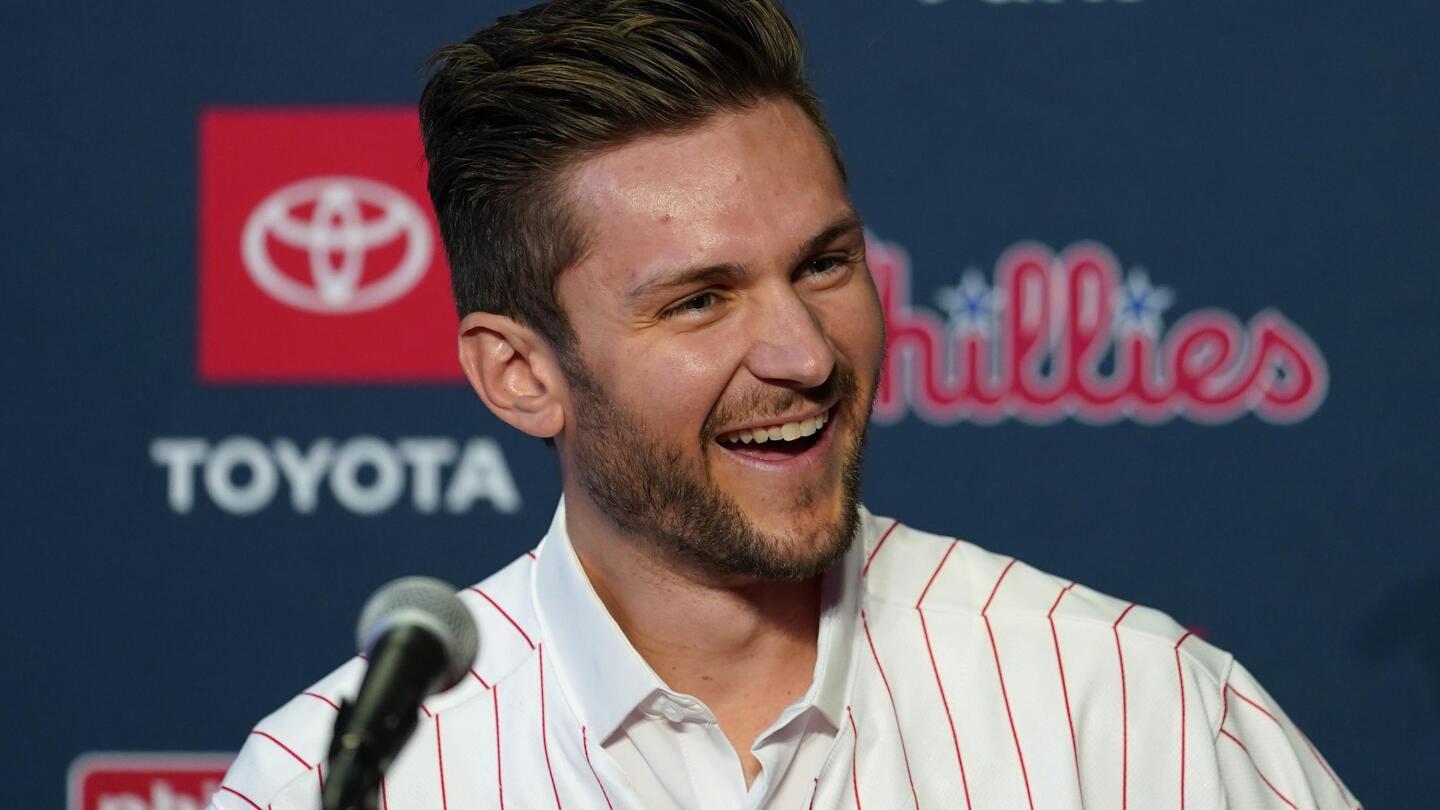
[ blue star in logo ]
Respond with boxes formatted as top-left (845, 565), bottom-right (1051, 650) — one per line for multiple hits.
top-left (1112, 268), bottom-right (1174, 339)
top-left (935, 268), bottom-right (1002, 337)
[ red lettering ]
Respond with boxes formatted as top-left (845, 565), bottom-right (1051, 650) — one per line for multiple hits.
top-left (865, 232), bottom-right (1326, 426)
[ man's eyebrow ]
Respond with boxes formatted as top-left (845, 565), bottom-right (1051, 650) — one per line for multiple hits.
top-left (797, 213), bottom-right (865, 263)
top-left (624, 213), bottom-right (865, 307)
top-left (625, 263), bottom-right (747, 307)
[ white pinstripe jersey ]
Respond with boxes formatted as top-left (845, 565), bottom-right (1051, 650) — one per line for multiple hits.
top-left (210, 506), bottom-right (1361, 809)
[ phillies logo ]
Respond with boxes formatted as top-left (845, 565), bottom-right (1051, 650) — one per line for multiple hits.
top-left (869, 234), bottom-right (1328, 425)
top-left (68, 752), bottom-right (232, 810)
top-left (241, 176), bottom-right (432, 314)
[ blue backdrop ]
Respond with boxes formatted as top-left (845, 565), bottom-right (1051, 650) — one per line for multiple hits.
top-left (6, 0), bottom-right (1437, 807)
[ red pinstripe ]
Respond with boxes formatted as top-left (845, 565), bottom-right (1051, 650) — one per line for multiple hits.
top-left (1113, 602), bottom-right (1137, 810)
top-left (301, 691), bottom-right (339, 711)
top-left (539, 645), bottom-right (564, 809)
top-left (1219, 684), bottom-right (1230, 730)
top-left (494, 684), bottom-right (505, 809)
top-left (470, 587), bottom-right (536, 649)
top-left (248, 730), bottom-right (310, 769)
top-left (915, 540), bottom-right (956, 609)
top-left (380, 776), bottom-right (389, 810)
top-left (1175, 631), bottom-right (1195, 810)
top-left (1227, 685), bottom-right (1281, 725)
top-left (470, 667), bottom-right (491, 689)
top-left (847, 705), bottom-right (862, 809)
top-left (979, 558), bottom-right (1016, 614)
top-left (1228, 685), bottom-right (1357, 809)
top-left (421, 704), bottom-right (433, 718)
top-left (582, 725), bottom-right (615, 810)
top-left (810, 777), bottom-right (819, 810)
top-left (316, 762), bottom-right (324, 793)
top-left (1300, 730), bottom-right (1357, 809)
top-left (981, 560), bottom-right (1035, 810)
top-left (527, 549), bottom-right (538, 560)
top-left (1219, 729), bottom-right (1299, 809)
top-left (862, 519), bottom-right (901, 577)
top-left (861, 610), bottom-right (920, 808)
top-left (435, 713), bottom-right (449, 810)
top-left (916, 541), bottom-right (972, 810)
top-left (218, 785), bottom-right (263, 810)
top-left (1047, 582), bottom-right (1083, 793)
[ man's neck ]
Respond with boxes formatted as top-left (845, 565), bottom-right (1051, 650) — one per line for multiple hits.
top-left (563, 490), bottom-right (822, 784)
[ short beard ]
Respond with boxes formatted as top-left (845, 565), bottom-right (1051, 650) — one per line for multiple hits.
top-left (564, 357), bottom-right (870, 582)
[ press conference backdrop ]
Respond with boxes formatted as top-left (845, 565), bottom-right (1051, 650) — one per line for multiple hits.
top-left (6, 0), bottom-right (1436, 807)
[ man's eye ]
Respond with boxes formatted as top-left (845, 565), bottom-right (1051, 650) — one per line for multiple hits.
top-left (803, 253), bottom-right (855, 279)
top-left (661, 291), bottom-right (718, 319)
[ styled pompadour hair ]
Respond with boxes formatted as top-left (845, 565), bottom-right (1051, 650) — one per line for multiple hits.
top-left (419, 0), bottom-right (843, 357)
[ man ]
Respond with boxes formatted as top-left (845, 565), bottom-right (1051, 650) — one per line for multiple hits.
top-left (211, 1), bottom-right (1361, 808)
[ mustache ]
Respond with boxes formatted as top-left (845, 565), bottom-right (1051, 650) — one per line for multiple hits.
top-left (702, 363), bottom-right (861, 443)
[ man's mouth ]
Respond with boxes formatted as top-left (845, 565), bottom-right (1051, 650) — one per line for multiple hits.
top-left (713, 407), bottom-right (833, 461)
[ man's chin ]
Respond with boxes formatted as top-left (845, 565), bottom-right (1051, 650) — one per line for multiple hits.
top-left (735, 504), bottom-right (862, 581)
top-left (705, 431), bottom-right (868, 580)
top-left (772, 533), bottom-right (856, 581)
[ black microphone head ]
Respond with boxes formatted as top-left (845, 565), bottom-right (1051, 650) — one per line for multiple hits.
top-left (356, 577), bottom-right (479, 691)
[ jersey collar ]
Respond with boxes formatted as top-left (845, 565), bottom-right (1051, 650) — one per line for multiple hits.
top-left (531, 497), bottom-right (866, 744)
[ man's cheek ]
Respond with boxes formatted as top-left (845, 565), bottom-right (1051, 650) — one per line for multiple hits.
top-left (661, 354), bottom-right (740, 411)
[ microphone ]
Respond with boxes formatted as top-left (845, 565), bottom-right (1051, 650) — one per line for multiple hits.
top-left (322, 577), bottom-right (480, 810)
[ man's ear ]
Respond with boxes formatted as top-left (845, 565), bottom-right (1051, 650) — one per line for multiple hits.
top-left (458, 312), bottom-right (567, 439)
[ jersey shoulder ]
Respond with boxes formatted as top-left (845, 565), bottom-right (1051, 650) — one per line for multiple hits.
top-left (858, 511), bottom-right (1231, 677)
top-left (857, 514), bottom-right (1361, 808)
top-left (210, 550), bottom-right (541, 810)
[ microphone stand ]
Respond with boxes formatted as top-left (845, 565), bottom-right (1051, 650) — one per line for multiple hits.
top-left (321, 700), bottom-right (380, 810)
top-left (321, 624), bottom-right (448, 810)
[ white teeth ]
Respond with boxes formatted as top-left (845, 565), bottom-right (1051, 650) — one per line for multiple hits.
top-left (719, 408), bottom-right (833, 446)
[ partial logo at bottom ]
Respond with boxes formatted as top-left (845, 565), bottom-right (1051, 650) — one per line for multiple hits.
top-left (68, 752), bottom-right (233, 810)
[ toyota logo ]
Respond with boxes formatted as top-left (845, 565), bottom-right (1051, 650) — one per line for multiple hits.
top-left (241, 176), bottom-right (433, 314)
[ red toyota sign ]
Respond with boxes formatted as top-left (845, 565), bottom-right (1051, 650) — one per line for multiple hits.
top-left (198, 108), bottom-right (461, 383)
top-left (68, 752), bottom-right (233, 810)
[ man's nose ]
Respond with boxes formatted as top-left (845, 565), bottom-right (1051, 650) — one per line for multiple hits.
top-left (742, 288), bottom-right (836, 389)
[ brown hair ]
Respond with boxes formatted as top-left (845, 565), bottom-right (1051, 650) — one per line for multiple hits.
top-left (419, 0), bottom-right (844, 357)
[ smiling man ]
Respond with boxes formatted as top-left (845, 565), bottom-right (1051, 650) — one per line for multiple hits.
top-left (545, 99), bottom-right (879, 589)
top-left (211, 2), bottom-right (1360, 808)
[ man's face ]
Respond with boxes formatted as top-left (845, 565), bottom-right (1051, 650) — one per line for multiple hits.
top-left (554, 99), bottom-right (885, 581)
